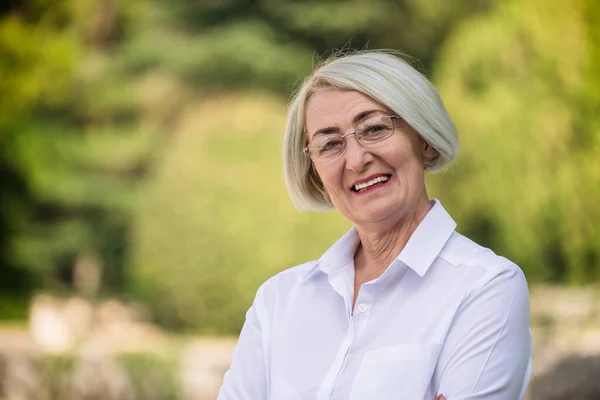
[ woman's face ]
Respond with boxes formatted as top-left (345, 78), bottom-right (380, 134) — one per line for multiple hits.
top-left (305, 89), bottom-right (430, 227)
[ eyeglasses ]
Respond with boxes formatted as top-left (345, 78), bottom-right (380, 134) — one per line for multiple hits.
top-left (304, 114), bottom-right (400, 163)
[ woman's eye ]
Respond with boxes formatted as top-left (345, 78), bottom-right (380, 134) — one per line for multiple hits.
top-left (364, 125), bottom-right (388, 136)
top-left (320, 140), bottom-right (343, 153)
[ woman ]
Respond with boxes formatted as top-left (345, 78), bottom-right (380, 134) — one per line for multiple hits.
top-left (217, 51), bottom-right (532, 400)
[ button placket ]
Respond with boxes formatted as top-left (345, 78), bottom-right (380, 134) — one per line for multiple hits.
top-left (352, 287), bottom-right (374, 341)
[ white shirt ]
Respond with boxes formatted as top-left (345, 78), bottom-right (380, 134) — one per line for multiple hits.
top-left (218, 200), bottom-right (532, 400)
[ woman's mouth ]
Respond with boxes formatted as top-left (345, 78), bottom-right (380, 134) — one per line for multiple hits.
top-left (351, 174), bottom-right (391, 194)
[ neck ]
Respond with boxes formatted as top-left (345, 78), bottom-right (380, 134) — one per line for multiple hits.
top-left (354, 196), bottom-right (432, 280)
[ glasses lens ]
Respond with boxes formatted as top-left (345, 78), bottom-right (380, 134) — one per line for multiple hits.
top-left (356, 115), bottom-right (394, 143)
top-left (308, 135), bottom-right (345, 161)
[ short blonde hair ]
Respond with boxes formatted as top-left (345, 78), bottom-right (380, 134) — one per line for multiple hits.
top-left (283, 50), bottom-right (459, 211)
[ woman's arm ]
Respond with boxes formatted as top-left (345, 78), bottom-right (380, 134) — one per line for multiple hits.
top-left (217, 287), bottom-right (269, 400)
top-left (433, 265), bottom-right (532, 399)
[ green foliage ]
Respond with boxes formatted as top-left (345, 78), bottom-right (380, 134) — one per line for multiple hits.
top-left (0, 16), bottom-right (77, 129)
top-left (1, 0), bottom-right (598, 333)
top-left (5, 351), bottom-right (182, 399)
top-left (163, 0), bottom-right (494, 75)
top-left (119, 352), bottom-right (181, 400)
top-left (430, 0), bottom-right (600, 283)
top-left (0, 292), bottom-right (29, 320)
top-left (130, 94), bottom-right (350, 333)
top-left (40, 354), bottom-right (76, 398)
top-left (118, 18), bottom-right (314, 93)
top-left (113, 0), bottom-right (493, 96)
top-left (0, 0), bottom-right (88, 295)
top-left (0, 0), bottom-right (162, 299)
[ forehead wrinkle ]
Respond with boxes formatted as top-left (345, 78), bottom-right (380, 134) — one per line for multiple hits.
top-left (338, 95), bottom-right (390, 127)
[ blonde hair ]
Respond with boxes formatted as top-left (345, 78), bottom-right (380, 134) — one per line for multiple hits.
top-left (283, 50), bottom-right (459, 211)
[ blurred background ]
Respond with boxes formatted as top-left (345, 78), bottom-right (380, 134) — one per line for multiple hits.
top-left (0, 0), bottom-right (599, 399)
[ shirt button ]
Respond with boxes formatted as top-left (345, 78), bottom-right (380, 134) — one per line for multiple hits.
top-left (356, 303), bottom-right (368, 313)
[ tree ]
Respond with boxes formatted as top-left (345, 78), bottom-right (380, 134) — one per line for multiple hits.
top-left (0, 0), bottom-right (159, 300)
top-left (117, 0), bottom-right (494, 93)
top-left (430, 0), bottom-right (600, 282)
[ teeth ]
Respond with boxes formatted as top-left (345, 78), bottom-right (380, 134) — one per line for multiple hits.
top-left (353, 175), bottom-right (390, 191)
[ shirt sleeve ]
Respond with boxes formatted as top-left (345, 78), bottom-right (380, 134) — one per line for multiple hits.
top-left (433, 265), bottom-right (533, 400)
top-left (217, 284), bottom-right (269, 400)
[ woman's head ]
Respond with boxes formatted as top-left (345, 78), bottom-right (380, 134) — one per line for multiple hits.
top-left (283, 51), bottom-right (459, 222)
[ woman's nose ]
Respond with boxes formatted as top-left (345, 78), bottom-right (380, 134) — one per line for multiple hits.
top-left (343, 136), bottom-right (373, 172)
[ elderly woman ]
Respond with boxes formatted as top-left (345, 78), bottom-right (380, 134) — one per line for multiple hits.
top-left (218, 51), bottom-right (532, 400)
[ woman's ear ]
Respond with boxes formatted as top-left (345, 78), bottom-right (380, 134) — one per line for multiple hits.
top-left (422, 142), bottom-right (438, 168)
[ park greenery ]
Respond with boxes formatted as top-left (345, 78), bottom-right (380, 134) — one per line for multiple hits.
top-left (1, 0), bottom-right (598, 333)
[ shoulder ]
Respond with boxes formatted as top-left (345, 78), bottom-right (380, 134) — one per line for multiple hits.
top-left (262, 260), bottom-right (318, 289)
top-left (440, 231), bottom-right (529, 298)
top-left (253, 260), bottom-right (319, 308)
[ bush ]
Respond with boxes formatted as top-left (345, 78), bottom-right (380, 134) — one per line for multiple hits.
top-left (130, 93), bottom-right (350, 334)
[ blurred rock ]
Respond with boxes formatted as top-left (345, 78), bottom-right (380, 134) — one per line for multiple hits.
top-left (29, 294), bottom-right (164, 355)
top-left (181, 339), bottom-right (236, 400)
top-left (530, 354), bottom-right (600, 400)
top-left (29, 295), bottom-right (74, 354)
top-left (530, 285), bottom-right (600, 325)
top-left (63, 297), bottom-right (94, 343)
top-left (96, 299), bottom-right (138, 336)
top-left (29, 295), bottom-right (94, 353)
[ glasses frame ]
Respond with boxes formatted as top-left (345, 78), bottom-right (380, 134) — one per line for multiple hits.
top-left (303, 115), bottom-right (401, 162)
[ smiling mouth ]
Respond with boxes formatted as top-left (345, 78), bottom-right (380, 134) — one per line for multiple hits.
top-left (351, 174), bottom-right (391, 193)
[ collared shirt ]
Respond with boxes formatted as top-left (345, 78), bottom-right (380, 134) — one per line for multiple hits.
top-left (218, 200), bottom-right (532, 400)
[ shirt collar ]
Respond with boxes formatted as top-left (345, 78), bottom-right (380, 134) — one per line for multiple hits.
top-left (303, 199), bottom-right (456, 279)
top-left (302, 226), bottom-right (359, 279)
top-left (396, 199), bottom-right (456, 277)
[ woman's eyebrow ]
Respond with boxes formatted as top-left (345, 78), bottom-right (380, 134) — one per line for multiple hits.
top-left (352, 109), bottom-right (383, 124)
top-left (313, 126), bottom-right (340, 137)
top-left (311, 109), bottom-right (385, 138)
